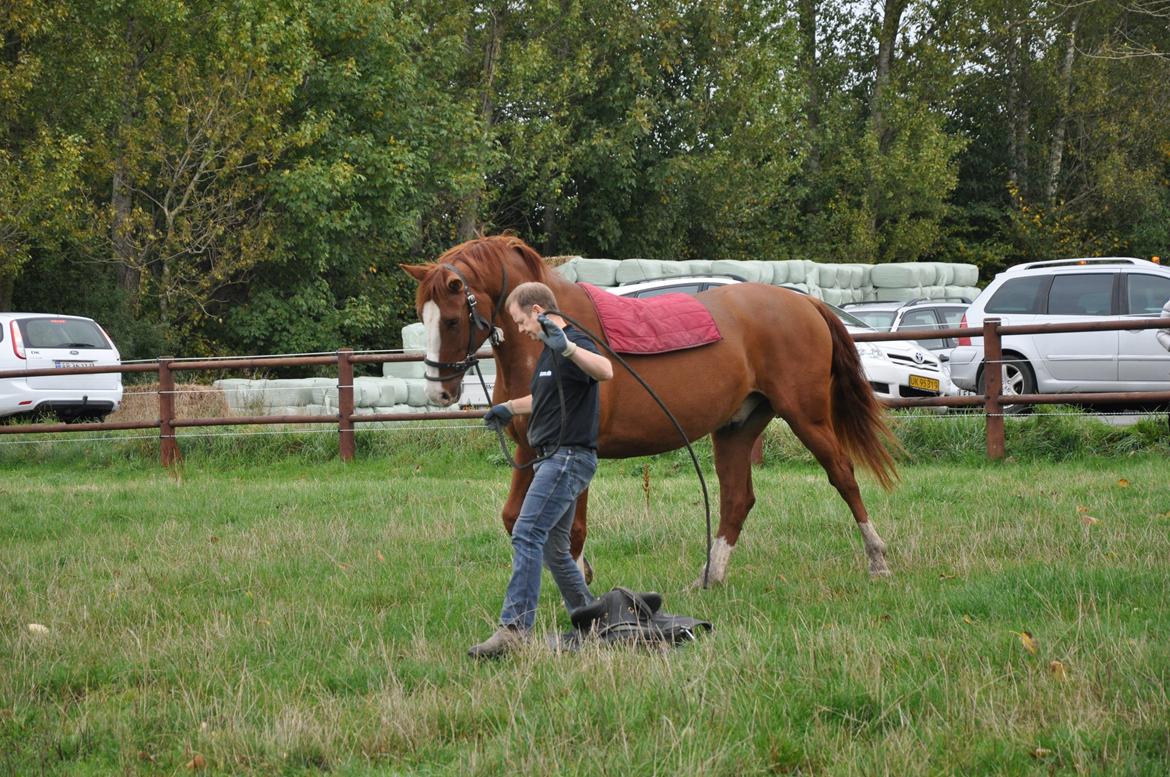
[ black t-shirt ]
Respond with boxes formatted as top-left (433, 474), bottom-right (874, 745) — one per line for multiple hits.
top-left (526, 326), bottom-right (601, 450)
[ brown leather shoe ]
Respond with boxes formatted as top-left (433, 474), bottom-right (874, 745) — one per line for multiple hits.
top-left (467, 625), bottom-right (527, 659)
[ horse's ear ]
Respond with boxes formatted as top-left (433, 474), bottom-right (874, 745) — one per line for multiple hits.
top-left (400, 263), bottom-right (431, 283)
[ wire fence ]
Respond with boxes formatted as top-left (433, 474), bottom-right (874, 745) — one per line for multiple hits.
top-left (2, 316), bottom-right (1169, 463)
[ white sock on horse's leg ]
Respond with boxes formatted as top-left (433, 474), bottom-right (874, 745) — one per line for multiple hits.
top-left (693, 536), bottom-right (734, 587)
top-left (857, 521), bottom-right (890, 577)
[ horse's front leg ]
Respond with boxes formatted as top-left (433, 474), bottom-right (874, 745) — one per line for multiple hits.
top-left (501, 464), bottom-right (534, 535)
top-left (570, 490), bottom-right (593, 584)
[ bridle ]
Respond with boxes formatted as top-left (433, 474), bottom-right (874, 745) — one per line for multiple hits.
top-left (423, 262), bottom-right (508, 383)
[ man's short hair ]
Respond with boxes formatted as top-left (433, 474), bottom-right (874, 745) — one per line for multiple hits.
top-left (506, 281), bottom-right (558, 313)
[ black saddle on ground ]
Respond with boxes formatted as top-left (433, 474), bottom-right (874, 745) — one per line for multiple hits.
top-left (554, 587), bottom-right (712, 652)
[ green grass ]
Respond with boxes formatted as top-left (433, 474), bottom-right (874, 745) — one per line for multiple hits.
top-left (2, 419), bottom-right (1170, 775)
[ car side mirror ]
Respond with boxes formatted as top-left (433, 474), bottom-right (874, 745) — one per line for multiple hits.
top-left (938, 353), bottom-right (950, 363)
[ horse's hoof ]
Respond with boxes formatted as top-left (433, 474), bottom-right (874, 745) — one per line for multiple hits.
top-left (869, 566), bottom-right (892, 578)
top-left (689, 572), bottom-right (721, 590)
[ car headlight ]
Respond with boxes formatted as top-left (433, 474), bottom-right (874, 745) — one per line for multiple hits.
top-left (855, 342), bottom-right (889, 361)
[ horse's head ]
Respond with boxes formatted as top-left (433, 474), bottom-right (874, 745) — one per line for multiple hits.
top-left (400, 236), bottom-right (550, 406)
top-left (398, 262), bottom-right (496, 406)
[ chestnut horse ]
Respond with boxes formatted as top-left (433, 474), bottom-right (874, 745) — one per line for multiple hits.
top-left (401, 236), bottom-right (897, 586)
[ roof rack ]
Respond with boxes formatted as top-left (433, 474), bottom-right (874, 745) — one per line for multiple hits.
top-left (841, 296), bottom-right (972, 308)
top-left (1007, 257), bottom-right (1145, 272)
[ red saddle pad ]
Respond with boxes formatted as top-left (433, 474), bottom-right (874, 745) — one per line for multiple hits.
top-left (580, 283), bottom-right (722, 355)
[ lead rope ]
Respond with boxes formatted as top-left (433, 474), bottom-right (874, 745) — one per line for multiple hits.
top-left (483, 310), bottom-right (713, 590)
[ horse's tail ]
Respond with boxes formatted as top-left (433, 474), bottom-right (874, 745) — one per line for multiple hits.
top-left (812, 300), bottom-right (900, 490)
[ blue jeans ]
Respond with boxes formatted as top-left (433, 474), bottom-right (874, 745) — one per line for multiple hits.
top-left (499, 446), bottom-right (597, 630)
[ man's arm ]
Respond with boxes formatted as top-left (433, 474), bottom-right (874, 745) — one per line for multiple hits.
top-left (503, 395), bottom-right (533, 416)
top-left (566, 345), bottom-right (613, 382)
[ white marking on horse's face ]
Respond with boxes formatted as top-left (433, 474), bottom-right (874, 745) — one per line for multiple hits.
top-left (421, 301), bottom-right (452, 405)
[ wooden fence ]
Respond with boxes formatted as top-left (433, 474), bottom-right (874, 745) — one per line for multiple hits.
top-left (2, 317), bottom-right (1168, 464)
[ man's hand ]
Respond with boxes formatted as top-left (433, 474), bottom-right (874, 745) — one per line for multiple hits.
top-left (483, 402), bottom-right (514, 429)
top-left (536, 314), bottom-right (576, 356)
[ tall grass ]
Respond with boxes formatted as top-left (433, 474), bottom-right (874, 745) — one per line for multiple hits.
top-left (2, 432), bottom-right (1169, 774)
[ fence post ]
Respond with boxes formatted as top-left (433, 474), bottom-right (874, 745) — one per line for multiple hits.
top-left (982, 318), bottom-right (1005, 460)
top-left (158, 356), bottom-right (182, 468)
top-left (337, 348), bottom-right (356, 462)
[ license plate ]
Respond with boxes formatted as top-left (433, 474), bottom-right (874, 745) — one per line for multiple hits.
top-left (53, 360), bottom-right (95, 369)
top-left (909, 374), bottom-right (940, 392)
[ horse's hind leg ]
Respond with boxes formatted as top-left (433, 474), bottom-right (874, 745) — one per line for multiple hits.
top-left (784, 416), bottom-right (891, 577)
top-left (692, 405), bottom-right (774, 588)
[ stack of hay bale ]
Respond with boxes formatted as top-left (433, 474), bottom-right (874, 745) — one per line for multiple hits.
top-left (555, 257), bottom-right (979, 303)
top-left (214, 323), bottom-right (496, 419)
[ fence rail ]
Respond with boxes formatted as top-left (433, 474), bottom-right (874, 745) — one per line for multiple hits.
top-left (2, 316), bottom-right (1168, 464)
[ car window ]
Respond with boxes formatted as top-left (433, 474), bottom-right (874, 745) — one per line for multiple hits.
top-left (1047, 273), bottom-right (1114, 316)
top-left (631, 283), bottom-right (704, 298)
top-left (985, 276), bottom-right (1048, 314)
top-left (938, 307), bottom-right (966, 326)
top-left (16, 318), bottom-right (111, 349)
top-left (1125, 273), bottom-right (1170, 315)
top-left (899, 309), bottom-right (945, 349)
top-left (851, 311), bottom-right (896, 330)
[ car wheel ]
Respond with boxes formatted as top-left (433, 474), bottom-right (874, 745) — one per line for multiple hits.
top-left (978, 356), bottom-right (1036, 415)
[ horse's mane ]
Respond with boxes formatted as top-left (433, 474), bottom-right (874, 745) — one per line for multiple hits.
top-left (415, 235), bottom-right (548, 307)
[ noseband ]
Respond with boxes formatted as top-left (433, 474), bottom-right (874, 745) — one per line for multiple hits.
top-left (423, 262), bottom-right (508, 382)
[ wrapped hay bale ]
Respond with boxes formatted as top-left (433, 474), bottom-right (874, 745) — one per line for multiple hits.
top-left (870, 264), bottom-right (926, 288)
top-left (946, 285), bottom-right (981, 301)
top-left (615, 259), bottom-right (666, 285)
top-left (821, 288), bottom-right (850, 306)
top-left (405, 378), bottom-right (431, 407)
top-left (876, 286), bottom-right (922, 302)
top-left (573, 258), bottom-right (621, 286)
top-left (551, 257), bottom-right (581, 282)
top-left (921, 285), bottom-right (947, 300)
top-left (685, 260), bottom-right (712, 275)
top-left (265, 379), bottom-right (317, 407)
top-left (711, 260), bottom-right (772, 283)
top-left (232, 380), bottom-right (273, 413)
top-left (308, 378), bottom-right (339, 404)
top-left (952, 264), bottom-right (979, 286)
top-left (385, 323), bottom-right (427, 378)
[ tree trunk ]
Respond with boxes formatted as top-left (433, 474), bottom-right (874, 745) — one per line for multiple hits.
top-left (798, 0), bottom-right (821, 176)
top-left (0, 273), bottom-right (14, 311)
top-left (868, 0), bottom-right (908, 246)
top-left (112, 19), bottom-right (143, 301)
top-left (1045, 15), bottom-right (1078, 204)
top-left (458, 8), bottom-right (503, 242)
top-left (870, 0), bottom-right (907, 153)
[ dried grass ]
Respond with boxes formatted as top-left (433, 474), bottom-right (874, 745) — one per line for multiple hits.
top-left (109, 382), bottom-right (230, 424)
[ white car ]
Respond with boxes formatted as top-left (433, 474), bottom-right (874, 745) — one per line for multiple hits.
top-left (0, 313), bottom-right (123, 422)
top-left (946, 257), bottom-right (1170, 402)
top-left (609, 277), bottom-right (945, 400)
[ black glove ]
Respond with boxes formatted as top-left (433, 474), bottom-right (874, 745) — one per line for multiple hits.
top-left (537, 314), bottom-right (575, 356)
top-left (483, 402), bottom-right (514, 429)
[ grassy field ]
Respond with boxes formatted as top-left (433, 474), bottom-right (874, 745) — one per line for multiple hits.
top-left (2, 419), bottom-right (1170, 775)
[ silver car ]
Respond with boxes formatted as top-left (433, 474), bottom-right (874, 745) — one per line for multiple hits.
top-left (947, 257), bottom-right (1170, 399)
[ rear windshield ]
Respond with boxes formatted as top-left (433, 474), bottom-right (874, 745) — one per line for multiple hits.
top-left (16, 317), bottom-right (112, 349)
top-left (851, 310), bottom-right (896, 330)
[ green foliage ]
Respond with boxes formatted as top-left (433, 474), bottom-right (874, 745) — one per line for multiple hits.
top-left (4, 0), bottom-right (1170, 351)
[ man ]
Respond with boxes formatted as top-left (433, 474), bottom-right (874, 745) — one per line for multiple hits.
top-left (469, 281), bottom-right (613, 659)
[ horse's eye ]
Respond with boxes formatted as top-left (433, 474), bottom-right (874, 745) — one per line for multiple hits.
top-left (443, 318), bottom-right (459, 330)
